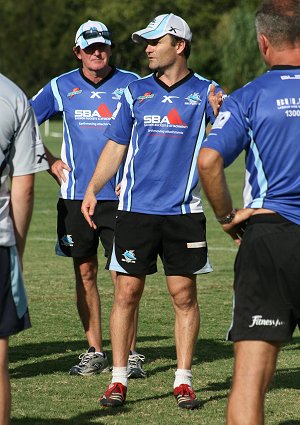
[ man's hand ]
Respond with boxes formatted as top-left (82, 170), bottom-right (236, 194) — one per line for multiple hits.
top-left (115, 182), bottom-right (121, 197)
top-left (48, 157), bottom-right (71, 185)
top-left (221, 208), bottom-right (255, 245)
top-left (44, 146), bottom-right (71, 185)
top-left (209, 84), bottom-right (224, 117)
top-left (81, 191), bottom-right (98, 229)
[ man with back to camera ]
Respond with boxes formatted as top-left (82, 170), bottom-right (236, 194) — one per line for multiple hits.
top-left (198, 0), bottom-right (300, 423)
top-left (0, 73), bottom-right (49, 425)
top-left (30, 20), bottom-right (146, 378)
top-left (82, 13), bottom-right (224, 409)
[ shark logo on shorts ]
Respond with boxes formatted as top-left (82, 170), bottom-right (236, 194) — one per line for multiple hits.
top-left (61, 234), bottom-right (74, 247)
top-left (122, 250), bottom-right (136, 263)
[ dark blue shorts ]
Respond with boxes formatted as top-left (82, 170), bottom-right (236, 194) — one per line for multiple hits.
top-left (56, 199), bottom-right (118, 258)
top-left (108, 211), bottom-right (212, 276)
top-left (228, 214), bottom-right (300, 343)
top-left (0, 246), bottom-right (31, 337)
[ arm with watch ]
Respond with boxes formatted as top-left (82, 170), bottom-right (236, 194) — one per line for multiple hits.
top-left (198, 147), bottom-right (254, 246)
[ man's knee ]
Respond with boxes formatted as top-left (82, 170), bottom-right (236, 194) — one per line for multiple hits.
top-left (114, 276), bottom-right (144, 308)
top-left (74, 257), bottom-right (98, 285)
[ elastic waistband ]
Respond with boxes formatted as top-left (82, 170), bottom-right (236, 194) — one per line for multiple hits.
top-left (248, 213), bottom-right (291, 225)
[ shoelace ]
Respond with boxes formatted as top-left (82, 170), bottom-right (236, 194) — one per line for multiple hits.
top-left (106, 382), bottom-right (126, 397)
top-left (78, 351), bottom-right (97, 366)
top-left (128, 353), bottom-right (145, 366)
top-left (175, 384), bottom-right (195, 399)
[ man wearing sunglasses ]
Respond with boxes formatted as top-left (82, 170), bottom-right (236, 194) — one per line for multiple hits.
top-left (30, 20), bottom-right (145, 379)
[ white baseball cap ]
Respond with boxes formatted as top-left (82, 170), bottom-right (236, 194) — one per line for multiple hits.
top-left (75, 20), bottom-right (111, 49)
top-left (132, 13), bottom-right (192, 43)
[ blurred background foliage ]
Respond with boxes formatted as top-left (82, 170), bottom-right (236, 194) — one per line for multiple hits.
top-left (0, 0), bottom-right (266, 97)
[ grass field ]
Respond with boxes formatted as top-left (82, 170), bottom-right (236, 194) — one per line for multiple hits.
top-left (10, 120), bottom-right (300, 425)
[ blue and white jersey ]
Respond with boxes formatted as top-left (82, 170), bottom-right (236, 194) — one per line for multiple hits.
top-left (30, 67), bottom-right (138, 200)
top-left (105, 71), bottom-right (222, 215)
top-left (202, 65), bottom-right (300, 225)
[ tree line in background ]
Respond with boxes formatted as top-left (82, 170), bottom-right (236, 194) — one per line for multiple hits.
top-left (0, 0), bottom-right (265, 97)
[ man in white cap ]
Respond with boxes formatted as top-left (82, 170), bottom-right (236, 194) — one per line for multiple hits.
top-left (30, 20), bottom-right (146, 378)
top-left (82, 13), bottom-right (224, 409)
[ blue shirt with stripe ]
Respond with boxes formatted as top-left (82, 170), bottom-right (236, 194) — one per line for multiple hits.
top-left (30, 67), bottom-right (138, 200)
top-left (202, 65), bottom-right (300, 225)
top-left (105, 71), bottom-right (222, 215)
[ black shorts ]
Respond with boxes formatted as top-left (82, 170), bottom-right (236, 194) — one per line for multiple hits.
top-left (107, 211), bottom-right (212, 276)
top-left (228, 214), bottom-right (300, 343)
top-left (0, 246), bottom-right (31, 337)
top-left (56, 199), bottom-right (118, 258)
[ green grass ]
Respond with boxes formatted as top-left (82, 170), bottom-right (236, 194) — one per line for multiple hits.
top-left (10, 120), bottom-right (300, 425)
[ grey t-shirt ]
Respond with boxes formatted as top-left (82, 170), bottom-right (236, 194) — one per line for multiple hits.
top-left (0, 73), bottom-right (49, 246)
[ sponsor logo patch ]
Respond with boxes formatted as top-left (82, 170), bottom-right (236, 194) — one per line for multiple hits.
top-left (144, 108), bottom-right (187, 127)
top-left (138, 92), bottom-right (155, 103)
top-left (249, 315), bottom-right (285, 328)
top-left (67, 87), bottom-right (82, 99)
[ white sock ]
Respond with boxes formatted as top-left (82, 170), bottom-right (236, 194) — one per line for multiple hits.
top-left (174, 369), bottom-right (193, 389)
top-left (112, 367), bottom-right (128, 387)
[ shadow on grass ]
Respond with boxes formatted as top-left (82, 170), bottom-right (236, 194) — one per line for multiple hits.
top-left (11, 408), bottom-right (131, 425)
top-left (11, 390), bottom-right (229, 425)
top-left (273, 367), bottom-right (300, 390)
top-left (131, 387), bottom-right (227, 407)
top-left (9, 337), bottom-right (234, 379)
top-left (278, 422), bottom-right (300, 425)
top-left (9, 335), bottom-right (171, 363)
top-left (9, 336), bottom-right (300, 391)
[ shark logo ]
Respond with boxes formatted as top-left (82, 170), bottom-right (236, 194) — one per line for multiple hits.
top-left (61, 235), bottom-right (74, 247)
top-left (122, 250), bottom-right (136, 263)
top-left (112, 88), bottom-right (125, 100)
top-left (185, 92), bottom-right (201, 105)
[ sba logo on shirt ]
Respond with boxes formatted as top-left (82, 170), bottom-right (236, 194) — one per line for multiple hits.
top-left (144, 109), bottom-right (187, 127)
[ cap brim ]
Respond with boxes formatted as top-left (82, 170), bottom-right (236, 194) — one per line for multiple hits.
top-left (132, 29), bottom-right (167, 43)
top-left (77, 36), bottom-right (112, 49)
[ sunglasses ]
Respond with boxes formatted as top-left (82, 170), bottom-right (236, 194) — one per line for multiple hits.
top-left (76, 29), bottom-right (110, 43)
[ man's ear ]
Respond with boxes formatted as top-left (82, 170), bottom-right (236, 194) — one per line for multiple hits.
top-left (176, 39), bottom-right (186, 55)
top-left (258, 33), bottom-right (269, 56)
top-left (73, 46), bottom-right (81, 60)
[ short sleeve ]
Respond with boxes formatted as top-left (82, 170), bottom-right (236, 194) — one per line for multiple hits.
top-left (9, 103), bottom-right (49, 176)
top-left (202, 94), bottom-right (250, 167)
top-left (104, 87), bottom-right (134, 145)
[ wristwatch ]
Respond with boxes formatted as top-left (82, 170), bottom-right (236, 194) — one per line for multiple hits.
top-left (216, 208), bottom-right (236, 225)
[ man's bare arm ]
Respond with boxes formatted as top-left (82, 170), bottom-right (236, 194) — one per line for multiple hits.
top-left (198, 147), bottom-right (253, 245)
top-left (10, 174), bottom-right (35, 261)
top-left (81, 140), bottom-right (128, 228)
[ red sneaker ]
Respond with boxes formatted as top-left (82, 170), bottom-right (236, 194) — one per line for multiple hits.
top-left (174, 384), bottom-right (201, 410)
top-left (99, 382), bottom-right (127, 407)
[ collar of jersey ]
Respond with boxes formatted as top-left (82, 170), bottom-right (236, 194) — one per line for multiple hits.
top-left (79, 66), bottom-right (116, 88)
top-left (271, 65), bottom-right (300, 70)
top-left (153, 69), bottom-right (193, 92)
